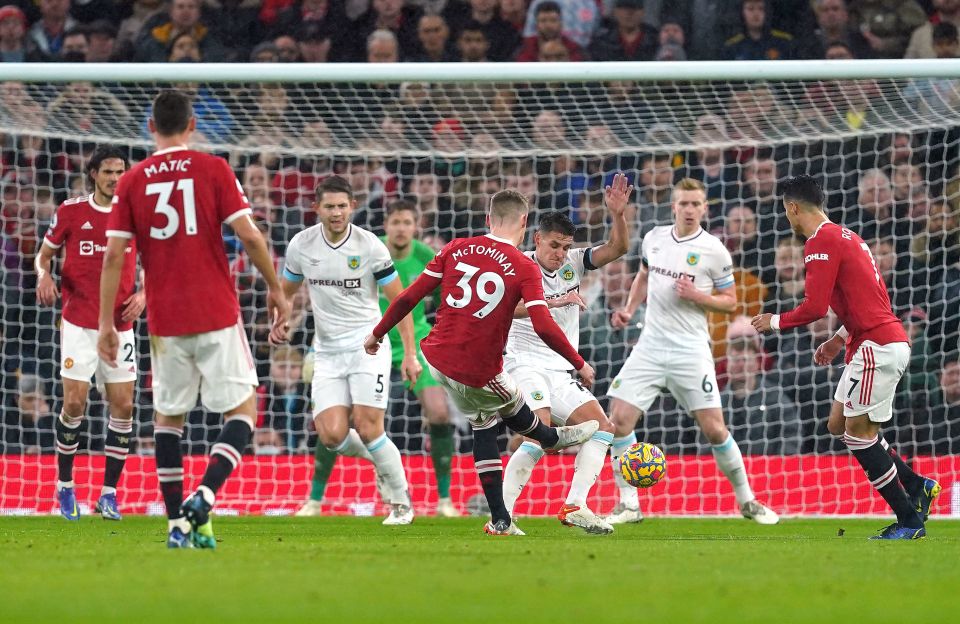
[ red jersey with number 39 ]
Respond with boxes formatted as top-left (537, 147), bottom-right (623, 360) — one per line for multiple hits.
top-left (107, 147), bottom-right (252, 336)
top-left (778, 221), bottom-right (908, 362)
top-left (43, 194), bottom-right (137, 331)
top-left (420, 234), bottom-right (551, 387)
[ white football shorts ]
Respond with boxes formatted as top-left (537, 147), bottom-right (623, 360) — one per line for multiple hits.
top-left (607, 340), bottom-right (721, 413)
top-left (311, 337), bottom-right (393, 415)
top-left (506, 362), bottom-right (596, 425)
top-left (834, 340), bottom-right (910, 423)
top-left (60, 318), bottom-right (137, 386)
top-left (149, 319), bottom-right (258, 415)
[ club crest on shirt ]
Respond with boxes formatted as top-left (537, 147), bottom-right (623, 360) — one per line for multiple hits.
top-left (611, 378), bottom-right (622, 389)
top-left (347, 256), bottom-right (360, 270)
top-left (686, 252), bottom-right (700, 266)
top-left (560, 265), bottom-right (575, 281)
top-left (64, 358), bottom-right (74, 369)
top-left (532, 391), bottom-right (544, 401)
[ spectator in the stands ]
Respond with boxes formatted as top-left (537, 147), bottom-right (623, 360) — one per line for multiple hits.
top-left (412, 14), bottom-right (457, 62)
top-left (167, 31), bottom-right (202, 62)
top-left (250, 41), bottom-right (280, 62)
top-left (536, 37), bottom-right (571, 61)
top-left (134, 0), bottom-right (225, 62)
top-left (589, 0), bottom-right (658, 61)
top-left (848, 0), bottom-right (926, 58)
top-left (721, 337), bottom-right (802, 454)
top-left (27, 0), bottom-right (77, 61)
top-left (855, 168), bottom-right (907, 241)
top-left (0, 5), bottom-right (39, 63)
top-left (85, 20), bottom-right (117, 62)
top-left (907, 0), bottom-right (960, 58)
top-left (722, 0), bottom-right (797, 60)
top-left (59, 27), bottom-right (88, 62)
top-left (869, 236), bottom-right (913, 314)
top-left (929, 356), bottom-right (960, 453)
top-left (274, 33), bottom-right (301, 62)
top-left (445, 0), bottom-right (519, 62)
top-left (635, 152), bottom-right (674, 236)
top-left (117, 0), bottom-right (165, 52)
top-left (805, 0), bottom-right (873, 59)
top-left (367, 28), bottom-right (401, 63)
top-left (654, 18), bottom-right (687, 60)
top-left (47, 81), bottom-right (134, 137)
top-left (297, 20), bottom-right (333, 63)
top-left (684, 113), bottom-right (737, 226)
top-left (824, 40), bottom-right (855, 58)
top-left (523, 0), bottom-right (599, 49)
top-left (205, 0), bottom-right (264, 62)
top-left (272, 0), bottom-right (350, 58)
top-left (457, 19), bottom-right (491, 61)
top-left (741, 152), bottom-right (785, 246)
top-left (2, 373), bottom-right (54, 453)
top-left (763, 236), bottom-right (805, 311)
top-left (905, 22), bottom-right (960, 116)
top-left (353, 0), bottom-right (423, 62)
top-left (515, 2), bottom-right (584, 62)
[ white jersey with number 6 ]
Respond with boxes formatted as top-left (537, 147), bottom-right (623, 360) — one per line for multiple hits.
top-left (638, 225), bottom-right (734, 351)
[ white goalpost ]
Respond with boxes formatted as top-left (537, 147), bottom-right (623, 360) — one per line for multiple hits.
top-left (0, 60), bottom-right (957, 517)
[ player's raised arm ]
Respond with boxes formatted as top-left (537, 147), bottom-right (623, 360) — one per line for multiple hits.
top-left (612, 264), bottom-right (648, 328)
top-left (587, 171), bottom-right (632, 268)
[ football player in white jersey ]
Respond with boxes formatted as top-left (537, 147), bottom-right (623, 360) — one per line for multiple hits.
top-left (606, 178), bottom-right (779, 525)
top-left (502, 173), bottom-right (632, 534)
top-left (280, 176), bottom-right (421, 525)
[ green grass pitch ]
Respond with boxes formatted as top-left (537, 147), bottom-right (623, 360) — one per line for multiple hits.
top-left (2, 517), bottom-right (959, 623)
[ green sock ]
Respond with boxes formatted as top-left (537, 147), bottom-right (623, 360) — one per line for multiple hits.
top-left (429, 424), bottom-right (454, 499)
top-left (309, 443), bottom-right (337, 502)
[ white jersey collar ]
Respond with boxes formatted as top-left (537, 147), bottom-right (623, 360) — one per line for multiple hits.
top-left (87, 194), bottom-right (111, 214)
top-left (152, 145), bottom-right (189, 157)
top-left (485, 233), bottom-right (514, 245)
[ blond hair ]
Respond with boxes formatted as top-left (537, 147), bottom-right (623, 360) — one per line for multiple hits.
top-left (671, 177), bottom-right (706, 202)
top-left (489, 189), bottom-right (529, 223)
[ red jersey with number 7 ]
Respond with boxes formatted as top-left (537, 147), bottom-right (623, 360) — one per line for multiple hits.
top-left (413, 234), bottom-right (584, 387)
top-left (107, 147), bottom-right (252, 336)
top-left (777, 221), bottom-right (907, 362)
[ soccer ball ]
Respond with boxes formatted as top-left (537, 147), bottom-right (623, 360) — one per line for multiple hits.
top-left (618, 442), bottom-right (666, 488)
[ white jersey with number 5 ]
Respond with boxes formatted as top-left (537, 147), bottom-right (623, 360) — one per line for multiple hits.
top-left (505, 246), bottom-right (598, 372)
top-left (640, 225), bottom-right (734, 350)
top-left (283, 223), bottom-right (398, 354)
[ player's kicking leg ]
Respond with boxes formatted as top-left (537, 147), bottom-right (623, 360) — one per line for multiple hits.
top-left (691, 407), bottom-right (778, 525)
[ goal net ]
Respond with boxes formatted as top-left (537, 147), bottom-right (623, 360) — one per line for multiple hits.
top-left (1, 62), bottom-right (958, 517)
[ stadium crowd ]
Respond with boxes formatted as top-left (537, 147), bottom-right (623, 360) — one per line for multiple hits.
top-left (0, 0), bottom-right (958, 461)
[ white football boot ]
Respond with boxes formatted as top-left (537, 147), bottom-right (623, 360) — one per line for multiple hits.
top-left (604, 502), bottom-right (644, 524)
top-left (740, 499), bottom-right (779, 525)
top-left (294, 500), bottom-right (322, 517)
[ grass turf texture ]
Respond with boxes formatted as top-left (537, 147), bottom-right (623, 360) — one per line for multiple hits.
top-left (2, 517), bottom-right (959, 623)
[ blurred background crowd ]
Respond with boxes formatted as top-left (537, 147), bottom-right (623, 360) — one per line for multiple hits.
top-left (0, 0), bottom-right (958, 461)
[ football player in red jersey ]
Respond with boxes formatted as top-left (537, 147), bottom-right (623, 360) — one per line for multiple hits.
top-left (36, 146), bottom-right (143, 522)
top-left (752, 175), bottom-right (939, 539)
top-left (97, 90), bottom-right (290, 548)
top-left (366, 189), bottom-right (599, 535)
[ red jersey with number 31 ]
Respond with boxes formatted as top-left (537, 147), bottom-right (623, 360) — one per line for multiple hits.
top-left (419, 234), bottom-right (548, 387)
top-left (107, 147), bottom-right (252, 336)
top-left (778, 221), bottom-right (908, 362)
top-left (43, 194), bottom-right (137, 331)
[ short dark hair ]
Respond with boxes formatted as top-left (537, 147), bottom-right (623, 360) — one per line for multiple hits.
top-left (780, 175), bottom-right (824, 210)
top-left (538, 210), bottom-right (576, 237)
top-left (934, 21), bottom-right (959, 44)
top-left (151, 89), bottom-right (193, 136)
top-left (459, 19), bottom-right (488, 36)
top-left (536, 1), bottom-right (562, 16)
top-left (315, 175), bottom-right (354, 201)
top-left (386, 198), bottom-right (418, 220)
top-left (87, 146), bottom-right (127, 178)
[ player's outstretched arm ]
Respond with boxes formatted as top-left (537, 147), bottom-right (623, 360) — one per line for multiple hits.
top-left (589, 171), bottom-right (632, 268)
top-left (513, 290), bottom-right (587, 318)
top-left (611, 265), bottom-right (647, 328)
top-left (366, 272), bottom-right (441, 355)
top-left (231, 214), bottom-right (290, 344)
top-left (675, 279), bottom-right (737, 313)
top-left (381, 277), bottom-right (422, 385)
top-left (97, 236), bottom-right (127, 366)
top-left (34, 242), bottom-right (59, 306)
top-left (753, 240), bottom-right (839, 334)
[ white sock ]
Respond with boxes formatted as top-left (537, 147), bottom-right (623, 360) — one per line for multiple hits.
top-left (101, 486), bottom-right (117, 496)
top-left (712, 433), bottom-right (754, 505)
top-left (197, 485), bottom-right (216, 507)
top-left (503, 441), bottom-right (544, 515)
top-left (611, 433), bottom-right (640, 509)
top-left (365, 433), bottom-right (410, 506)
top-left (565, 430), bottom-right (614, 507)
top-left (332, 428), bottom-right (375, 463)
top-left (56, 480), bottom-right (75, 491)
top-left (168, 517), bottom-right (191, 533)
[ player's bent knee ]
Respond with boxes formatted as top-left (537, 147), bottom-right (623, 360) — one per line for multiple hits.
top-left (62, 399), bottom-right (86, 418)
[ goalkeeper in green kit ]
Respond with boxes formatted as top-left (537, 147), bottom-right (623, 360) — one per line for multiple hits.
top-left (297, 200), bottom-right (460, 517)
